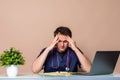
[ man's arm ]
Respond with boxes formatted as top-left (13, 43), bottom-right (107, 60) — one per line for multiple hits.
top-left (32, 35), bottom-right (59, 73)
top-left (73, 48), bottom-right (91, 73)
top-left (32, 48), bottom-right (50, 73)
top-left (67, 36), bottom-right (91, 73)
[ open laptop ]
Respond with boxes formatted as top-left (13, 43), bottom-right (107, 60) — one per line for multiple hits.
top-left (79, 51), bottom-right (120, 75)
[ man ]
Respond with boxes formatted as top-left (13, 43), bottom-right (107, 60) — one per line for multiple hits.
top-left (32, 26), bottom-right (91, 73)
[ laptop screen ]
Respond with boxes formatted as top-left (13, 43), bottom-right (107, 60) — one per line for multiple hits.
top-left (90, 51), bottom-right (120, 75)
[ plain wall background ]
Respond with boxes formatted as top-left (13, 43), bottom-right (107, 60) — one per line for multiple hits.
top-left (0, 0), bottom-right (120, 74)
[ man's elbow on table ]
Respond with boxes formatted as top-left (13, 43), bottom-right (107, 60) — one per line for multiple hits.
top-left (32, 66), bottom-right (41, 74)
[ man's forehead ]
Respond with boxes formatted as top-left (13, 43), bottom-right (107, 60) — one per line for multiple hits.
top-left (58, 34), bottom-right (67, 40)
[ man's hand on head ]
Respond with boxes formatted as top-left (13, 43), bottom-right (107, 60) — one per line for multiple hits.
top-left (67, 36), bottom-right (77, 51)
top-left (47, 34), bottom-right (60, 50)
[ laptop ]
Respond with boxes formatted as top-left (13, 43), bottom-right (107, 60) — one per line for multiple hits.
top-left (79, 51), bottom-right (120, 75)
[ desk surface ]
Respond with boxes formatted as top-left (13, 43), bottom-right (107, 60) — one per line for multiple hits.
top-left (0, 73), bottom-right (120, 80)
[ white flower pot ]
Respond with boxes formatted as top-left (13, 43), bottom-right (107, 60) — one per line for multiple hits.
top-left (6, 65), bottom-right (18, 77)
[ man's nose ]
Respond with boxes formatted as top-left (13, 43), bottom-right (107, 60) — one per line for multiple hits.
top-left (61, 42), bottom-right (64, 46)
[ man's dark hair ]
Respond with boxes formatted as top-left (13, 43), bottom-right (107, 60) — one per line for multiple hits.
top-left (54, 26), bottom-right (72, 37)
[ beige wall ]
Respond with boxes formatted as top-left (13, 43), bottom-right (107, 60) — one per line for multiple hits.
top-left (0, 0), bottom-right (120, 74)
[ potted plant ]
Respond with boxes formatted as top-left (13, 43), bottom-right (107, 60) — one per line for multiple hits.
top-left (0, 47), bottom-right (25, 77)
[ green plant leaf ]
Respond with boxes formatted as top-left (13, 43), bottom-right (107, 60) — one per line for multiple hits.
top-left (0, 47), bottom-right (25, 66)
